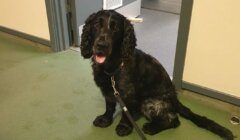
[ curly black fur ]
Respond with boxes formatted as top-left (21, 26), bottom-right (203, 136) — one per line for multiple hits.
top-left (80, 10), bottom-right (234, 140)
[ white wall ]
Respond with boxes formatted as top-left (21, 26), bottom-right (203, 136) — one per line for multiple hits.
top-left (183, 0), bottom-right (240, 98)
top-left (0, 0), bottom-right (50, 40)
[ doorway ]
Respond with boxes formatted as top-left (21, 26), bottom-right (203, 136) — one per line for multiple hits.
top-left (134, 0), bottom-right (181, 77)
top-left (45, 0), bottom-right (192, 87)
top-left (65, 0), bottom-right (181, 78)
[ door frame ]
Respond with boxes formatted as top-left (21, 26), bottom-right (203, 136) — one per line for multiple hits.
top-left (45, 0), bottom-right (70, 51)
top-left (172, 0), bottom-right (193, 89)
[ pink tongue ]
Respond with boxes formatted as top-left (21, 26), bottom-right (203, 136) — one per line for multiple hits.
top-left (95, 55), bottom-right (106, 64)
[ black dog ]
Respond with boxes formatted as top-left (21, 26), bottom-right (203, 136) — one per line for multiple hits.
top-left (80, 10), bottom-right (234, 139)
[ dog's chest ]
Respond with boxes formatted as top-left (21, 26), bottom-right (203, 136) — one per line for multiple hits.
top-left (94, 70), bottom-right (134, 100)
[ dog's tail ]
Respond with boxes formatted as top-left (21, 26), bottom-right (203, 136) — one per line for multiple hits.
top-left (176, 99), bottom-right (234, 140)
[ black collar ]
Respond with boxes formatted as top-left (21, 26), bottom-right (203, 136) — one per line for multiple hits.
top-left (104, 62), bottom-right (124, 76)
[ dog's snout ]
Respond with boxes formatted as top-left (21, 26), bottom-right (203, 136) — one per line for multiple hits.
top-left (99, 35), bottom-right (106, 41)
top-left (96, 34), bottom-right (109, 48)
top-left (97, 42), bottom-right (107, 48)
top-left (98, 33), bottom-right (108, 41)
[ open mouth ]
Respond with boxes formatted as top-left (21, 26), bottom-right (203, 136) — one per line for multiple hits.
top-left (94, 53), bottom-right (106, 64)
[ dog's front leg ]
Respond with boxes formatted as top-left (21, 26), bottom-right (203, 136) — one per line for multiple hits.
top-left (93, 98), bottom-right (116, 128)
top-left (115, 101), bottom-right (141, 137)
top-left (115, 111), bottom-right (133, 136)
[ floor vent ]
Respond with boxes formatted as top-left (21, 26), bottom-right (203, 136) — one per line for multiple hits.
top-left (230, 115), bottom-right (240, 125)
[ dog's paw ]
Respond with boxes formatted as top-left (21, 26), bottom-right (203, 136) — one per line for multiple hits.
top-left (142, 122), bottom-right (160, 135)
top-left (115, 123), bottom-right (133, 136)
top-left (93, 115), bottom-right (113, 128)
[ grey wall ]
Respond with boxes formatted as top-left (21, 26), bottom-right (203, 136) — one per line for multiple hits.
top-left (123, 0), bottom-right (136, 5)
top-left (73, 0), bottom-right (102, 26)
top-left (142, 0), bottom-right (182, 14)
top-left (70, 0), bottom-right (102, 45)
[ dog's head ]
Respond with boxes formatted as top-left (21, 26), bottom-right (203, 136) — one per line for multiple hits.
top-left (80, 10), bottom-right (136, 64)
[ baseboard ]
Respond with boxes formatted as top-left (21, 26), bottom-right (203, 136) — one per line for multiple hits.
top-left (0, 26), bottom-right (51, 47)
top-left (182, 81), bottom-right (240, 106)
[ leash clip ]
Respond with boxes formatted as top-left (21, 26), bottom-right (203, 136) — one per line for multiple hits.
top-left (111, 76), bottom-right (120, 96)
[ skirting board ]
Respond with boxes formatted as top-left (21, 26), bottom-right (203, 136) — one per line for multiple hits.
top-left (182, 81), bottom-right (240, 106)
top-left (0, 26), bottom-right (50, 47)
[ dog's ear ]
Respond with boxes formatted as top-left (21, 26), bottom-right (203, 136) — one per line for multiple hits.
top-left (122, 19), bottom-right (136, 61)
top-left (80, 13), bottom-right (96, 58)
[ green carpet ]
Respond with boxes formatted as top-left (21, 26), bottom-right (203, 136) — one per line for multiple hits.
top-left (0, 32), bottom-right (239, 140)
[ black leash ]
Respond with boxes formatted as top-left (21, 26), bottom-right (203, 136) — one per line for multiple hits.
top-left (111, 76), bottom-right (147, 140)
